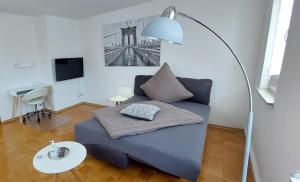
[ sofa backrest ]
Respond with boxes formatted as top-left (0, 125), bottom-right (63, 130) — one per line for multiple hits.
top-left (134, 75), bottom-right (213, 105)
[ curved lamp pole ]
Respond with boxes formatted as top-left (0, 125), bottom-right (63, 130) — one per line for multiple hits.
top-left (142, 6), bottom-right (254, 182)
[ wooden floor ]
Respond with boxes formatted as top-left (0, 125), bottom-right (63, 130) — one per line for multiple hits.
top-left (0, 104), bottom-right (254, 182)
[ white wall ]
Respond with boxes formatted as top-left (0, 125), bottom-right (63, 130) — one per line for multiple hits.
top-left (0, 13), bottom-right (42, 120)
top-left (35, 15), bottom-right (84, 110)
top-left (0, 0), bottom-right (270, 129)
top-left (80, 0), bottom-right (268, 128)
top-left (0, 13), bottom-right (84, 121)
top-left (252, 0), bottom-right (300, 181)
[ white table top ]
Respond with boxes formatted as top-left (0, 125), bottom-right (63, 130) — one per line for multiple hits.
top-left (8, 83), bottom-right (52, 97)
top-left (110, 95), bottom-right (128, 102)
top-left (33, 141), bottom-right (86, 174)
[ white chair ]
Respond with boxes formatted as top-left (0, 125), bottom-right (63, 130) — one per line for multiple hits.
top-left (22, 87), bottom-right (52, 123)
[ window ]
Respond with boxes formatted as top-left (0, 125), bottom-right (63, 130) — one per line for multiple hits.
top-left (258, 0), bottom-right (294, 104)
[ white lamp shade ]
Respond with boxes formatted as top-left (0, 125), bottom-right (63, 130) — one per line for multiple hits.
top-left (142, 17), bottom-right (183, 44)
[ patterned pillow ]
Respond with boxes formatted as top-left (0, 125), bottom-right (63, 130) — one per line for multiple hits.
top-left (120, 104), bottom-right (160, 121)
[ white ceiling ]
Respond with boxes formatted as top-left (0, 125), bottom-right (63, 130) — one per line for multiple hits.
top-left (0, 0), bottom-right (155, 19)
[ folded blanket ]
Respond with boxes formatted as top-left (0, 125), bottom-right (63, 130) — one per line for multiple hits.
top-left (93, 101), bottom-right (203, 138)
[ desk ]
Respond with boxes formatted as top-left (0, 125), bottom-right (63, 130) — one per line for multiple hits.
top-left (8, 84), bottom-right (54, 124)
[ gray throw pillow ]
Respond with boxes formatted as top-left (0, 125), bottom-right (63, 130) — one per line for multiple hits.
top-left (120, 103), bottom-right (160, 121)
top-left (140, 63), bottom-right (193, 103)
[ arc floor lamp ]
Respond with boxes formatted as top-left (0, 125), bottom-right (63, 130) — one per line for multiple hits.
top-left (142, 6), bottom-right (254, 182)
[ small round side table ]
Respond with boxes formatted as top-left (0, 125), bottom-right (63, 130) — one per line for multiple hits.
top-left (33, 141), bottom-right (86, 182)
top-left (110, 96), bottom-right (128, 105)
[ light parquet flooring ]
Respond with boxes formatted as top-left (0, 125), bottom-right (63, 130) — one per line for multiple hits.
top-left (0, 104), bottom-right (254, 182)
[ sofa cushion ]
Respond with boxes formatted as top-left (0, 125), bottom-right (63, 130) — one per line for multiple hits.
top-left (140, 63), bottom-right (193, 103)
top-left (135, 75), bottom-right (212, 105)
top-left (120, 103), bottom-right (160, 121)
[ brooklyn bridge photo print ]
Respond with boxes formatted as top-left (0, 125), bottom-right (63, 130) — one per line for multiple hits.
top-left (104, 16), bottom-right (161, 66)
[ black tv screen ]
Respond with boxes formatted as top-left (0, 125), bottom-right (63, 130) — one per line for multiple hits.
top-left (55, 57), bottom-right (84, 82)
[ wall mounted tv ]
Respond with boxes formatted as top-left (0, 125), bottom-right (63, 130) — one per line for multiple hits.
top-left (55, 57), bottom-right (84, 82)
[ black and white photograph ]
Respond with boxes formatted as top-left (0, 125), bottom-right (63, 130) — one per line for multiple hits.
top-left (104, 16), bottom-right (161, 67)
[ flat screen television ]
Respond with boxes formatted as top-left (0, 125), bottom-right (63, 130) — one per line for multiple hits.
top-left (55, 57), bottom-right (84, 82)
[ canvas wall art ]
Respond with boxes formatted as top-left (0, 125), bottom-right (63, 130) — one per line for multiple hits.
top-left (104, 16), bottom-right (161, 66)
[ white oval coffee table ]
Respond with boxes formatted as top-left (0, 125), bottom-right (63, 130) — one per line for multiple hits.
top-left (33, 141), bottom-right (86, 181)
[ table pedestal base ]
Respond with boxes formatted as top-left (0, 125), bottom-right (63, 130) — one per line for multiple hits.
top-left (54, 169), bottom-right (81, 182)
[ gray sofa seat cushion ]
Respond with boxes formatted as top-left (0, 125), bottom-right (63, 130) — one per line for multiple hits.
top-left (75, 96), bottom-right (210, 182)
